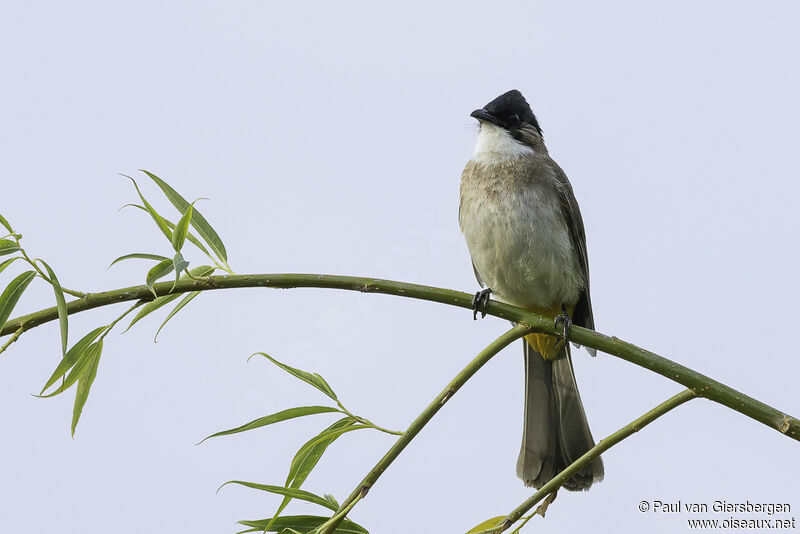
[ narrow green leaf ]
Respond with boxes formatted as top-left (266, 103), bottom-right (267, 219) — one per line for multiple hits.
top-left (142, 170), bottom-right (228, 263)
top-left (125, 265), bottom-right (214, 332)
top-left (199, 406), bottom-right (340, 443)
top-left (124, 204), bottom-right (214, 259)
top-left (0, 239), bottom-right (21, 257)
top-left (251, 353), bottom-right (338, 402)
top-left (323, 494), bottom-right (340, 510)
top-left (0, 256), bottom-right (22, 276)
top-left (40, 340), bottom-right (102, 398)
top-left (126, 293), bottom-right (181, 331)
top-left (145, 259), bottom-right (174, 296)
top-left (269, 418), bottom-right (358, 527)
top-left (171, 202), bottom-right (194, 252)
top-left (71, 339), bottom-right (103, 436)
top-left (153, 290), bottom-right (199, 341)
top-left (466, 516), bottom-right (508, 533)
top-left (287, 423), bottom-right (367, 488)
top-left (109, 253), bottom-right (170, 268)
top-left (237, 516), bottom-right (368, 533)
top-left (171, 252), bottom-right (189, 290)
top-left (40, 327), bottom-right (105, 394)
top-left (0, 214), bottom-right (13, 234)
top-left (122, 174), bottom-right (173, 243)
top-left (38, 260), bottom-right (68, 356)
top-left (0, 270), bottom-right (36, 334)
top-left (118, 203), bottom-right (144, 212)
top-left (185, 264), bottom-right (216, 278)
top-left (312, 374), bottom-right (338, 401)
top-left (220, 481), bottom-right (338, 512)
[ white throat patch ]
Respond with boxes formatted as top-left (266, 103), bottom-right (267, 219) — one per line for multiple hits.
top-left (471, 122), bottom-right (534, 164)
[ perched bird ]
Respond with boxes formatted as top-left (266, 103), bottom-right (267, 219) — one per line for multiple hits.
top-left (459, 90), bottom-right (603, 490)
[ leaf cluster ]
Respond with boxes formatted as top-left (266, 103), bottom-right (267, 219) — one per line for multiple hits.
top-left (207, 353), bottom-right (402, 534)
top-left (0, 171), bottom-right (230, 435)
top-left (1, 173), bottom-right (400, 533)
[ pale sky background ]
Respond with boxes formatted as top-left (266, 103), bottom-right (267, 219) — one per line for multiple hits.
top-left (1, 2), bottom-right (799, 533)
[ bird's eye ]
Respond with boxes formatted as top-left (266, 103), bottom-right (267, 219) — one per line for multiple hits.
top-left (512, 114), bottom-right (520, 124)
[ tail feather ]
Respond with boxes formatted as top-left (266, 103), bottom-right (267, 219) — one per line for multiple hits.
top-left (516, 345), bottom-right (558, 485)
top-left (516, 340), bottom-right (603, 490)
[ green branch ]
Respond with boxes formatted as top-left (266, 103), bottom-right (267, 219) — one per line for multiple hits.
top-left (3, 273), bottom-right (798, 533)
top-left (496, 389), bottom-right (697, 533)
top-left (2, 273), bottom-right (797, 442)
top-left (0, 326), bottom-right (23, 355)
top-left (319, 324), bottom-right (531, 533)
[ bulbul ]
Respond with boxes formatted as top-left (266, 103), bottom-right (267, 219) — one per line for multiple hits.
top-left (459, 89), bottom-right (603, 490)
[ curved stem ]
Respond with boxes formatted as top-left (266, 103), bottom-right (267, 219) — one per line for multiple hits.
top-left (1, 273), bottom-right (798, 441)
top-left (17, 245), bottom-right (86, 298)
top-left (319, 324), bottom-right (532, 534)
top-left (360, 422), bottom-right (404, 436)
top-left (336, 402), bottom-right (404, 436)
top-left (0, 326), bottom-right (23, 355)
top-left (497, 389), bottom-right (697, 532)
top-left (59, 287), bottom-right (86, 298)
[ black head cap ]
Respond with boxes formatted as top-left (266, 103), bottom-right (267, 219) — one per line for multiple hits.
top-left (471, 89), bottom-right (542, 136)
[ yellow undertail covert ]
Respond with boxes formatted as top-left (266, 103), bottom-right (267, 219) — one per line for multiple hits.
top-left (523, 303), bottom-right (573, 361)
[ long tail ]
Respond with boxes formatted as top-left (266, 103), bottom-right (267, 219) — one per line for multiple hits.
top-left (516, 340), bottom-right (604, 490)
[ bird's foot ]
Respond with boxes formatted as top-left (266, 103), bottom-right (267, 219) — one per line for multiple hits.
top-left (471, 288), bottom-right (492, 320)
top-left (554, 304), bottom-right (572, 348)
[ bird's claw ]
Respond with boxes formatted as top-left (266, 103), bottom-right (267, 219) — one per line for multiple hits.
top-left (554, 304), bottom-right (572, 349)
top-left (472, 288), bottom-right (492, 320)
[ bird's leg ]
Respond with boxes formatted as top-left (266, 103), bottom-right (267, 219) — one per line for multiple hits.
top-left (554, 304), bottom-right (572, 353)
top-left (471, 288), bottom-right (492, 320)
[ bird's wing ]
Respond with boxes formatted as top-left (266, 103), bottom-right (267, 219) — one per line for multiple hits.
top-left (460, 162), bottom-right (486, 289)
top-left (551, 163), bottom-right (595, 335)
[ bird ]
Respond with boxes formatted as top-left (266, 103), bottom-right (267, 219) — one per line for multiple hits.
top-left (459, 89), bottom-right (603, 490)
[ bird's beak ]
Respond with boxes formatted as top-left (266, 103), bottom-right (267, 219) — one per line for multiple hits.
top-left (470, 108), bottom-right (503, 127)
